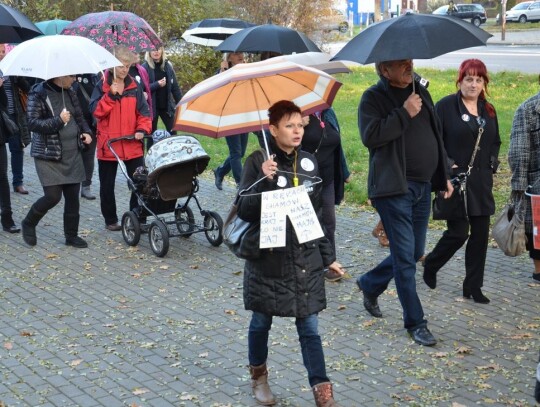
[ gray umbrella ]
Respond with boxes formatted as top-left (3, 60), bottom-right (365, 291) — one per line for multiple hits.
top-left (0, 4), bottom-right (41, 43)
top-left (332, 13), bottom-right (492, 64)
top-left (215, 24), bottom-right (321, 55)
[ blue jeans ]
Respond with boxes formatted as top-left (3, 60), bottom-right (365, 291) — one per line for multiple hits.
top-left (7, 115), bottom-right (23, 187)
top-left (215, 133), bottom-right (248, 185)
top-left (248, 312), bottom-right (329, 387)
top-left (358, 181), bottom-right (431, 331)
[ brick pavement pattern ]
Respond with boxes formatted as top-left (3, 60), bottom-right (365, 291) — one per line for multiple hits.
top-left (0, 156), bottom-right (539, 406)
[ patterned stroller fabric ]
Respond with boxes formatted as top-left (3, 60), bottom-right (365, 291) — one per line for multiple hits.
top-left (145, 135), bottom-right (210, 200)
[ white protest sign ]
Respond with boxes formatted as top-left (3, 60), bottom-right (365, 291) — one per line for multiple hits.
top-left (260, 185), bottom-right (324, 249)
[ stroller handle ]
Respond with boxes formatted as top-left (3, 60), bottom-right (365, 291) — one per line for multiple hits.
top-left (107, 134), bottom-right (152, 148)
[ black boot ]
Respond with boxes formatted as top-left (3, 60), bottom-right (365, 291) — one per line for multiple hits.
top-left (1, 211), bottom-right (20, 233)
top-left (21, 205), bottom-right (46, 246)
top-left (64, 214), bottom-right (88, 248)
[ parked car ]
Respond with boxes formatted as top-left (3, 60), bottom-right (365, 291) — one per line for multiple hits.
top-left (320, 8), bottom-right (349, 33)
top-left (432, 3), bottom-right (487, 26)
top-left (505, 1), bottom-right (540, 23)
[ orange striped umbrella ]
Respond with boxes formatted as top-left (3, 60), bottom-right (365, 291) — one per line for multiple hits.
top-left (173, 58), bottom-right (341, 142)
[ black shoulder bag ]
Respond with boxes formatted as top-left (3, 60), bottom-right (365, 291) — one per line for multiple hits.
top-left (223, 150), bottom-right (267, 260)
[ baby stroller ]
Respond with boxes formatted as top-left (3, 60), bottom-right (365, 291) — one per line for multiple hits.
top-left (108, 133), bottom-right (223, 257)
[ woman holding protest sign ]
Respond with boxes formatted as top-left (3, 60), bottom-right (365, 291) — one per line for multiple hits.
top-left (236, 100), bottom-right (342, 406)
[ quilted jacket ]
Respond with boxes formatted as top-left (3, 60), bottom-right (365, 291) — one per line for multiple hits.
top-left (237, 141), bottom-right (335, 318)
top-left (28, 81), bottom-right (91, 161)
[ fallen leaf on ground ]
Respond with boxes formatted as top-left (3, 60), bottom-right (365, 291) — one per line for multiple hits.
top-left (510, 333), bottom-right (532, 339)
top-left (132, 388), bottom-right (149, 395)
top-left (180, 393), bottom-right (197, 401)
top-left (456, 346), bottom-right (472, 354)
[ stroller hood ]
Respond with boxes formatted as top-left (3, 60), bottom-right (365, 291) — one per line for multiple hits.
top-left (145, 135), bottom-right (210, 185)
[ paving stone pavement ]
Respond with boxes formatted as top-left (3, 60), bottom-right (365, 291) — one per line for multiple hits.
top-left (0, 155), bottom-right (539, 407)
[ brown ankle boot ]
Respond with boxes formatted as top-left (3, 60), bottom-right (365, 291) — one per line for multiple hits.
top-left (312, 382), bottom-right (339, 407)
top-left (372, 220), bottom-right (389, 247)
top-left (249, 363), bottom-right (276, 405)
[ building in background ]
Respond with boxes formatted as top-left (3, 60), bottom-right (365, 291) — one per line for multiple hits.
top-left (346, 0), bottom-right (420, 25)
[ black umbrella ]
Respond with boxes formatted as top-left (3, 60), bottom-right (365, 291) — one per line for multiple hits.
top-left (332, 13), bottom-right (492, 64)
top-left (0, 4), bottom-right (42, 43)
top-left (215, 24), bottom-right (321, 55)
top-left (181, 18), bottom-right (256, 47)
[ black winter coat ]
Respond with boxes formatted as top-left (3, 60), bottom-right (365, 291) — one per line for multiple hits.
top-left (435, 92), bottom-right (501, 216)
top-left (358, 76), bottom-right (449, 199)
top-left (142, 59), bottom-right (182, 118)
top-left (0, 77), bottom-right (30, 146)
top-left (28, 81), bottom-right (92, 161)
top-left (237, 143), bottom-right (335, 318)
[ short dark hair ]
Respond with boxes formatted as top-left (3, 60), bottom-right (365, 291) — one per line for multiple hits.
top-left (268, 100), bottom-right (302, 127)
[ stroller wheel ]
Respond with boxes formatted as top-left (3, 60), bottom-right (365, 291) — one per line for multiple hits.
top-left (149, 220), bottom-right (170, 257)
top-left (175, 205), bottom-right (195, 237)
top-left (122, 211), bottom-right (141, 246)
top-left (204, 211), bottom-right (224, 247)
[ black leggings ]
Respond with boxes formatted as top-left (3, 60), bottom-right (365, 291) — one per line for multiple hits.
top-left (33, 183), bottom-right (80, 215)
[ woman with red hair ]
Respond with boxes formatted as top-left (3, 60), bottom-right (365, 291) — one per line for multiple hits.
top-left (422, 59), bottom-right (501, 304)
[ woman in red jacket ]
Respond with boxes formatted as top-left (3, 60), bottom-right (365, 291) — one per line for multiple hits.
top-left (90, 45), bottom-right (152, 231)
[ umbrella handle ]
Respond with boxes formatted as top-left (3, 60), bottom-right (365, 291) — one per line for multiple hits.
top-left (261, 128), bottom-right (270, 158)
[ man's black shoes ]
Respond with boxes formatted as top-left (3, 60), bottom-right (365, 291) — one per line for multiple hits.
top-left (357, 279), bottom-right (383, 318)
top-left (409, 326), bottom-right (437, 346)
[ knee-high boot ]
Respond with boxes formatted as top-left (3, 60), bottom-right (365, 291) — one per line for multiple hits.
top-left (249, 363), bottom-right (275, 405)
top-left (21, 205), bottom-right (46, 246)
top-left (64, 214), bottom-right (88, 248)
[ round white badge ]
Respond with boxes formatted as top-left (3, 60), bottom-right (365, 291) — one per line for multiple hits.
top-left (461, 114), bottom-right (470, 122)
top-left (300, 157), bottom-right (315, 172)
top-left (277, 175), bottom-right (287, 187)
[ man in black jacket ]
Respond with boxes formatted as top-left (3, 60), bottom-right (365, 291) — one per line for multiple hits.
top-left (356, 59), bottom-right (453, 346)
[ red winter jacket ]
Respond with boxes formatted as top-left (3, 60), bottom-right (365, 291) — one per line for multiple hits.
top-left (90, 71), bottom-right (152, 161)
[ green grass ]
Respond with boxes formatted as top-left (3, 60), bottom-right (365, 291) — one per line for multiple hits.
top-left (193, 68), bottom-right (539, 217)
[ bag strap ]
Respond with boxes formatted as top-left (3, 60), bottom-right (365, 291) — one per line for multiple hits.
top-left (466, 125), bottom-right (484, 176)
top-left (78, 84), bottom-right (91, 103)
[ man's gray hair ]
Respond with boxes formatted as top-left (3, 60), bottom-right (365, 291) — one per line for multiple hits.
top-left (375, 61), bottom-right (387, 77)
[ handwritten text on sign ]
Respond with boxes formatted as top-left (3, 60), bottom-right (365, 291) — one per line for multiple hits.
top-left (260, 185), bottom-right (324, 249)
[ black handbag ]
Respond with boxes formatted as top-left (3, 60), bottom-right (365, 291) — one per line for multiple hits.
top-left (432, 124), bottom-right (484, 221)
top-left (432, 173), bottom-right (467, 220)
top-left (223, 201), bottom-right (261, 260)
